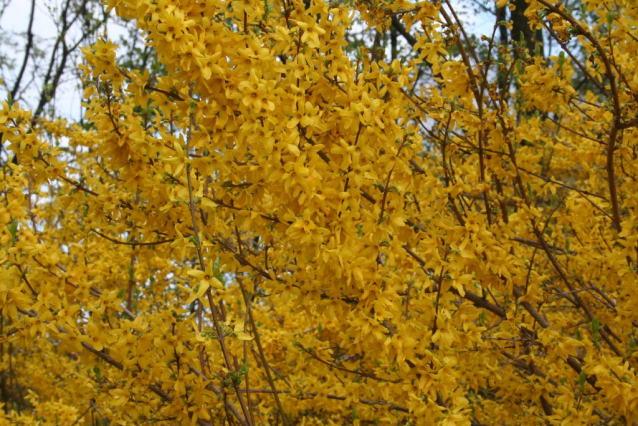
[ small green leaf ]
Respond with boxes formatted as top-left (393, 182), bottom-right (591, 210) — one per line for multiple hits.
top-left (6, 219), bottom-right (18, 243)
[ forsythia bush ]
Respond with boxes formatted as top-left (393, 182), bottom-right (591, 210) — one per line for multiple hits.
top-left (1, 0), bottom-right (638, 424)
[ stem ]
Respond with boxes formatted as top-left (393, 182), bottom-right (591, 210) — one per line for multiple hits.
top-left (10, 0), bottom-right (36, 101)
top-left (184, 104), bottom-right (253, 426)
top-left (237, 277), bottom-right (289, 426)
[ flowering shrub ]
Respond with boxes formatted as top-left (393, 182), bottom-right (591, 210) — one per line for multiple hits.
top-left (1, 0), bottom-right (638, 424)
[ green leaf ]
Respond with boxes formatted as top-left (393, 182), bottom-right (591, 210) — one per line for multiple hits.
top-left (6, 218), bottom-right (18, 243)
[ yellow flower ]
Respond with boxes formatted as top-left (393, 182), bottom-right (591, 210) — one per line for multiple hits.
top-left (86, 323), bottom-right (106, 351)
top-left (294, 20), bottom-right (326, 49)
top-left (185, 261), bottom-right (224, 304)
top-left (0, 101), bottom-right (18, 124)
top-left (237, 69), bottom-right (267, 113)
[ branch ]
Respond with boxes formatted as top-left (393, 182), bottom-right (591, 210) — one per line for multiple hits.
top-left (16, 309), bottom-right (215, 426)
top-left (299, 344), bottom-right (398, 383)
top-left (39, 155), bottom-right (99, 196)
top-left (237, 277), bottom-right (288, 426)
top-left (535, 0), bottom-right (622, 232)
top-left (10, 0), bottom-right (36, 101)
top-left (184, 105), bottom-right (253, 425)
top-left (91, 228), bottom-right (175, 246)
top-left (402, 244), bottom-right (507, 319)
top-left (518, 167), bottom-right (607, 200)
top-left (391, 16), bottom-right (417, 47)
top-left (511, 237), bottom-right (577, 256)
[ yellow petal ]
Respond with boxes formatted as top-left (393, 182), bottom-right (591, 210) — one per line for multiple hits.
top-left (237, 332), bottom-right (254, 341)
top-left (201, 197), bottom-right (217, 210)
top-left (211, 277), bottom-right (225, 290)
top-left (187, 269), bottom-right (206, 279)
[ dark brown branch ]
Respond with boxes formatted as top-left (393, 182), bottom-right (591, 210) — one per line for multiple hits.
top-left (511, 237), bottom-right (576, 256)
top-left (391, 16), bottom-right (417, 47)
top-left (39, 155), bottom-right (99, 196)
top-left (299, 345), bottom-right (398, 383)
top-left (10, 0), bottom-right (36, 101)
top-left (518, 167), bottom-right (607, 200)
top-left (237, 278), bottom-right (288, 426)
top-left (402, 244), bottom-right (507, 319)
top-left (91, 228), bottom-right (175, 246)
top-left (535, 0), bottom-right (622, 232)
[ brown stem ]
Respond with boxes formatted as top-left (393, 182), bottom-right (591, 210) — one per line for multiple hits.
top-left (10, 0), bottom-right (36, 101)
top-left (237, 277), bottom-right (289, 426)
top-left (535, 0), bottom-right (622, 232)
top-left (91, 228), bottom-right (175, 246)
top-left (183, 107), bottom-right (253, 425)
top-left (69, 403), bottom-right (92, 426)
top-left (127, 253), bottom-right (135, 312)
top-left (299, 344), bottom-right (398, 383)
top-left (402, 245), bottom-right (506, 319)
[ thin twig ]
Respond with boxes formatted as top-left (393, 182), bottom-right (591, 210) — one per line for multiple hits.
top-left (91, 228), bottom-right (175, 246)
top-left (237, 277), bottom-right (289, 426)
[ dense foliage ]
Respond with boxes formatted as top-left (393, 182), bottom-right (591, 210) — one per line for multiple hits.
top-left (1, 0), bottom-right (638, 424)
